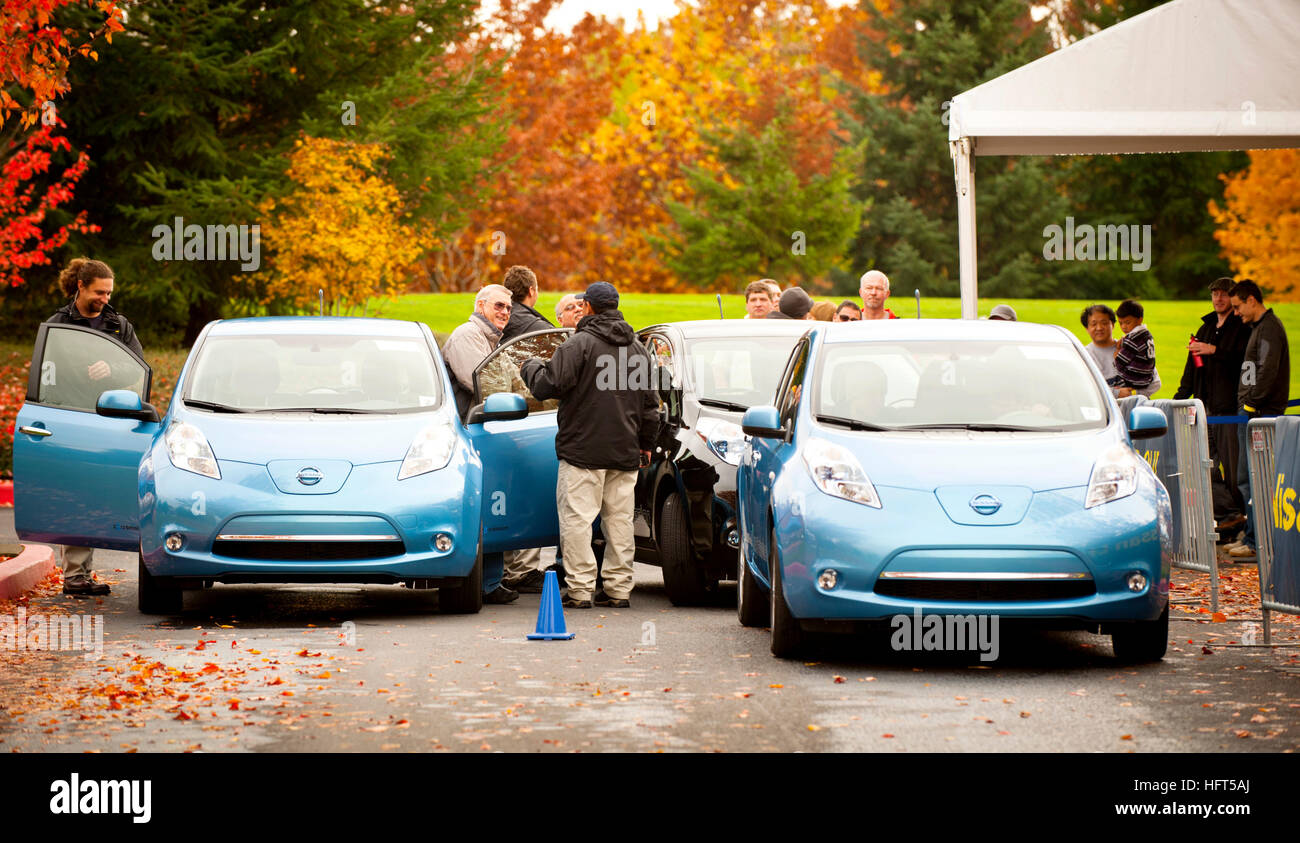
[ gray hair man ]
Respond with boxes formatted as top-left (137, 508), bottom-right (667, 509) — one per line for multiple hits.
top-left (859, 270), bottom-right (898, 320)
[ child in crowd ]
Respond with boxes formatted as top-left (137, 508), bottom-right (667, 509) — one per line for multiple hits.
top-left (1109, 298), bottom-right (1161, 398)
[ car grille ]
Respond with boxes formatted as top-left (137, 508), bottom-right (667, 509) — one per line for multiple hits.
top-left (213, 539), bottom-right (405, 561)
top-left (874, 579), bottom-right (1096, 602)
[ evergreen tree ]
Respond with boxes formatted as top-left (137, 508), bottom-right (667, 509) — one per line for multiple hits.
top-left (44, 0), bottom-right (504, 343)
top-left (657, 106), bottom-right (864, 289)
top-left (839, 0), bottom-right (1067, 298)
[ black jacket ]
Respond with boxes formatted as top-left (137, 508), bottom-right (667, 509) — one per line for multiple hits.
top-left (45, 301), bottom-right (144, 357)
top-left (520, 309), bottom-right (659, 471)
top-left (501, 301), bottom-right (554, 343)
top-left (1238, 308), bottom-right (1290, 417)
top-left (1173, 310), bottom-right (1249, 414)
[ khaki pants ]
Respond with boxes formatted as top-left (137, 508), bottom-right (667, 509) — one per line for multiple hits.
top-left (61, 545), bottom-right (94, 579)
top-left (557, 460), bottom-right (636, 600)
top-left (504, 547), bottom-right (541, 581)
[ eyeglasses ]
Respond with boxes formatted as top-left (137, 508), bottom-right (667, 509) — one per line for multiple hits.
top-left (490, 301), bottom-right (512, 312)
top-left (561, 303), bottom-right (582, 311)
top-left (837, 314), bottom-right (860, 322)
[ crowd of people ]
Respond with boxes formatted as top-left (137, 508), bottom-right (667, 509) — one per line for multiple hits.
top-left (36, 254), bottom-right (1291, 600)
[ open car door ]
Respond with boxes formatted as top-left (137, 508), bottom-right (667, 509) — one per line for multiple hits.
top-left (13, 323), bottom-right (159, 550)
top-left (463, 328), bottom-right (570, 554)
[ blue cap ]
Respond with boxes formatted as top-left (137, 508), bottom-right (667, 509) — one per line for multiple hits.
top-left (576, 281), bottom-right (619, 309)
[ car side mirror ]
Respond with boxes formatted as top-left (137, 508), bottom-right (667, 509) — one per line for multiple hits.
top-left (96, 389), bottom-right (160, 423)
top-left (466, 392), bottom-right (529, 425)
top-left (1127, 406), bottom-right (1167, 440)
top-left (742, 405), bottom-right (784, 439)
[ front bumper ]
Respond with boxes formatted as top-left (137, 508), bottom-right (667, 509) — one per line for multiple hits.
top-left (138, 444), bottom-right (482, 582)
top-left (765, 473), bottom-right (1170, 624)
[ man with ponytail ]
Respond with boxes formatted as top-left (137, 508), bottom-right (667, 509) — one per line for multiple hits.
top-left (44, 258), bottom-right (144, 595)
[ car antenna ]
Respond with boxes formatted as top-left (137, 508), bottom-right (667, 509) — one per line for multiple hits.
top-left (716, 293), bottom-right (724, 320)
top-left (319, 288), bottom-right (324, 317)
top-left (914, 289), bottom-right (921, 319)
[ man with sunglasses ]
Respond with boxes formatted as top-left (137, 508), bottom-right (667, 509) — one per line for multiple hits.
top-left (835, 301), bottom-right (861, 322)
top-left (440, 282), bottom-right (519, 604)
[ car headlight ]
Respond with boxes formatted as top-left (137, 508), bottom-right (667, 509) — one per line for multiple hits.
top-left (165, 421), bottom-right (220, 480)
top-left (398, 422), bottom-right (457, 480)
top-left (696, 417), bottom-right (746, 466)
top-left (1085, 444), bottom-right (1140, 508)
top-left (802, 438), bottom-right (881, 508)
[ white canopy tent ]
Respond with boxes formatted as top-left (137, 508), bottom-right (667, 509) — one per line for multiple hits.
top-left (947, 0), bottom-right (1300, 318)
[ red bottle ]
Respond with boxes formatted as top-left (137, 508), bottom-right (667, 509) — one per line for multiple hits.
top-left (1190, 334), bottom-right (1203, 368)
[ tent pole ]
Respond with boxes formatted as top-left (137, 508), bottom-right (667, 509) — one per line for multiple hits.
top-left (950, 138), bottom-right (977, 319)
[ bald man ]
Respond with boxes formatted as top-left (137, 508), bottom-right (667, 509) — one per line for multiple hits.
top-left (859, 270), bottom-right (898, 320)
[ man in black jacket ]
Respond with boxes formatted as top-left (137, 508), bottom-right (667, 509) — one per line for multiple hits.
top-left (520, 282), bottom-right (659, 608)
top-left (1173, 277), bottom-right (1251, 530)
top-left (500, 265), bottom-right (555, 343)
top-left (1225, 279), bottom-right (1290, 560)
top-left (45, 258), bottom-right (144, 596)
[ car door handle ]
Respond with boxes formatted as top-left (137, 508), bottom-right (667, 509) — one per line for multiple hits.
top-left (18, 426), bottom-right (52, 438)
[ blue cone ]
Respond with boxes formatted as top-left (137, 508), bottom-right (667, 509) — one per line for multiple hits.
top-left (527, 569), bottom-right (575, 640)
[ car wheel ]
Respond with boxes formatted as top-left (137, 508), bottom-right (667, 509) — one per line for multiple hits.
top-left (439, 529), bottom-right (484, 614)
top-left (137, 553), bottom-right (182, 614)
top-left (736, 534), bottom-right (767, 628)
top-left (1110, 605), bottom-right (1168, 663)
top-left (660, 492), bottom-right (713, 606)
top-left (769, 527), bottom-right (806, 658)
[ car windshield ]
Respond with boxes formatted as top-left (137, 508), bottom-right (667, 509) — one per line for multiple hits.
top-left (685, 335), bottom-right (803, 409)
top-left (185, 333), bottom-right (441, 413)
top-left (814, 340), bottom-right (1108, 432)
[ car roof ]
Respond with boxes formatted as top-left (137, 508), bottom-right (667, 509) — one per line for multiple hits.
top-left (641, 319), bottom-right (815, 339)
top-left (207, 317), bottom-right (427, 338)
top-left (817, 318), bottom-right (1075, 345)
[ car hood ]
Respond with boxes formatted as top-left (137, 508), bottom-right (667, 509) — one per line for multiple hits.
top-left (170, 409), bottom-right (451, 466)
top-left (812, 425), bottom-right (1125, 493)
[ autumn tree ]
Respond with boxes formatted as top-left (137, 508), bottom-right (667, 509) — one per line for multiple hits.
top-left (0, 0), bottom-right (123, 128)
top-left (0, 122), bottom-right (98, 288)
top-left (256, 137), bottom-right (423, 313)
top-left (1209, 148), bottom-right (1300, 300)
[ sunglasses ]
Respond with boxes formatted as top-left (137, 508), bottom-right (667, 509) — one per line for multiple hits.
top-left (837, 314), bottom-right (860, 322)
top-left (490, 301), bottom-right (513, 312)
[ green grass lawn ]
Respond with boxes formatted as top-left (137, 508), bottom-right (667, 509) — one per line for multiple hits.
top-left (5, 294), bottom-right (1300, 406)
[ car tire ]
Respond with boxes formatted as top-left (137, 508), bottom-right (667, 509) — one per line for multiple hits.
top-left (736, 536), bottom-right (767, 628)
top-left (440, 530), bottom-right (484, 614)
top-left (660, 492), bottom-right (713, 606)
top-left (137, 553), bottom-right (182, 614)
top-left (769, 527), bottom-right (806, 658)
top-left (1110, 605), bottom-right (1168, 663)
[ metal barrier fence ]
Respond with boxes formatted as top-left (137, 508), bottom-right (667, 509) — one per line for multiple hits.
top-left (1245, 418), bottom-right (1300, 645)
top-left (1147, 399), bottom-right (1221, 611)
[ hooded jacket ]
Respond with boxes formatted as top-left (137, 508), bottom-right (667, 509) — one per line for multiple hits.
top-left (520, 309), bottom-right (659, 470)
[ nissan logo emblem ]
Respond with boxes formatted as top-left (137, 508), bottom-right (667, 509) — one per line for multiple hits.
top-left (969, 494), bottom-right (1002, 515)
top-left (297, 467), bottom-right (323, 486)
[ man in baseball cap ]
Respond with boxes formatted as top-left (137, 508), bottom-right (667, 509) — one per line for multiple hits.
top-left (766, 286), bottom-right (815, 320)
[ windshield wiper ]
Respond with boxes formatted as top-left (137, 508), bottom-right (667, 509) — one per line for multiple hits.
top-left (893, 423), bottom-right (1060, 432)
top-left (183, 399), bottom-right (248, 414)
top-left (698, 398), bottom-right (750, 412)
top-left (252, 407), bottom-right (381, 414)
top-left (815, 415), bottom-right (892, 432)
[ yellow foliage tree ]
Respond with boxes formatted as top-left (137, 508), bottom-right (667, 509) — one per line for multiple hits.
top-left (256, 136), bottom-right (425, 313)
top-left (1209, 148), bottom-right (1300, 300)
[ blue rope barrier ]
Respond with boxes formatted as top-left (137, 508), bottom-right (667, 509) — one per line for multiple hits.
top-left (1204, 398), bottom-right (1300, 425)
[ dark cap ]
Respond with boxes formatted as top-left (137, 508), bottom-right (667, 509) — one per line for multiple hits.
top-left (576, 281), bottom-right (619, 310)
top-left (988, 304), bottom-right (1017, 321)
top-left (1209, 276), bottom-right (1233, 293)
top-left (778, 287), bottom-right (814, 319)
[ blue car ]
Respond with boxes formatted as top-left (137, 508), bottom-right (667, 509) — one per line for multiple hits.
top-left (736, 319), bottom-right (1173, 661)
top-left (13, 317), bottom-right (565, 614)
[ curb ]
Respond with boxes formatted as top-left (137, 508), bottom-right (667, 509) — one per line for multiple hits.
top-left (0, 480), bottom-right (11, 508)
top-left (0, 542), bottom-right (56, 601)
